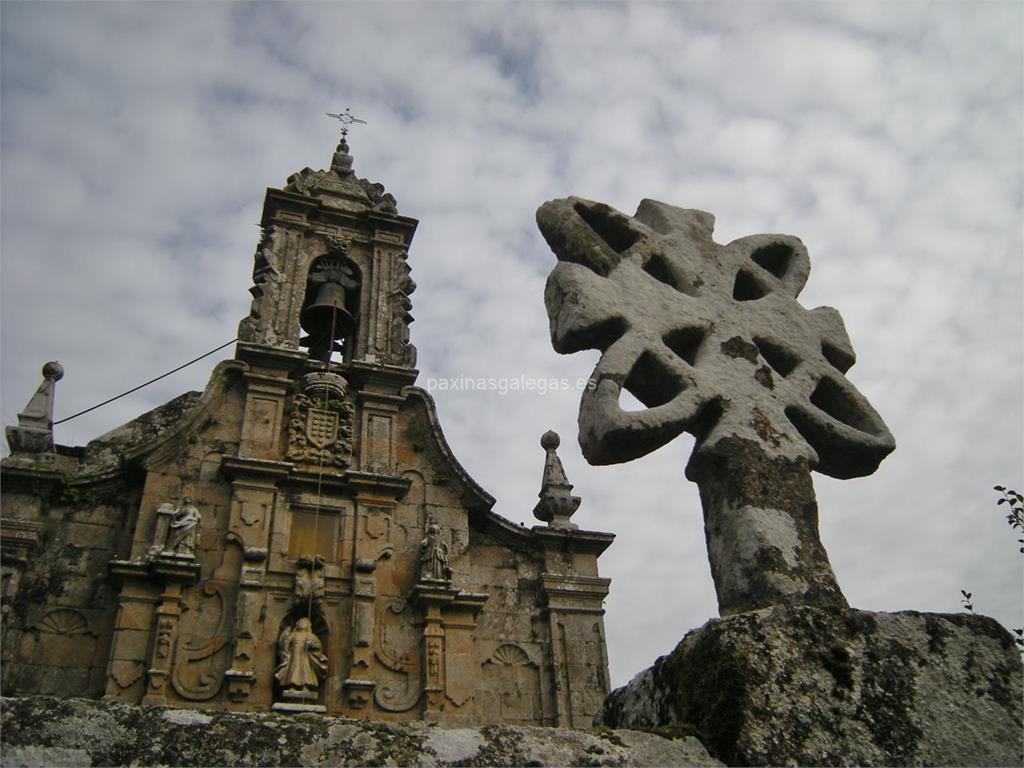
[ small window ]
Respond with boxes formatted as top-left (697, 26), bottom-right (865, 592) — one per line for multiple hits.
top-left (288, 510), bottom-right (339, 561)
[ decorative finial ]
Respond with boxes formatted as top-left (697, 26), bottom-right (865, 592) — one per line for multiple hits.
top-left (326, 108), bottom-right (367, 138)
top-left (533, 430), bottom-right (581, 529)
top-left (5, 361), bottom-right (64, 454)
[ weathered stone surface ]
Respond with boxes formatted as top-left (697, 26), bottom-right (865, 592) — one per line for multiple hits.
top-left (536, 196), bottom-right (896, 615)
top-left (537, 197), bottom-right (894, 474)
top-left (0, 696), bottom-right (722, 767)
top-left (598, 605), bottom-right (1024, 767)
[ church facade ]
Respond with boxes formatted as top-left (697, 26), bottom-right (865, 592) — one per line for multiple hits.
top-left (0, 131), bottom-right (613, 726)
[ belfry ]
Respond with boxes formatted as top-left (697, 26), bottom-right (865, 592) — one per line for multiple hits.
top-left (1, 122), bottom-right (614, 726)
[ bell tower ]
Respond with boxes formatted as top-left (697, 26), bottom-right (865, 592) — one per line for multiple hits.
top-left (237, 124), bottom-right (417, 370)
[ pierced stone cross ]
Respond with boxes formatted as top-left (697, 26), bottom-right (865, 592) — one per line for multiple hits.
top-left (537, 197), bottom-right (895, 615)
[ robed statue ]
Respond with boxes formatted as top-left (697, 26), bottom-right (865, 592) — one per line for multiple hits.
top-left (165, 496), bottom-right (201, 556)
top-left (418, 523), bottom-right (452, 582)
top-left (274, 617), bottom-right (328, 702)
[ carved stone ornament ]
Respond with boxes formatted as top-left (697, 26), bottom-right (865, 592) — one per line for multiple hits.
top-left (325, 233), bottom-right (352, 253)
top-left (294, 554), bottom-right (325, 606)
top-left (171, 583), bottom-right (230, 701)
top-left (388, 253), bottom-right (417, 367)
top-left (149, 497), bottom-right (202, 560)
top-left (286, 372), bottom-right (354, 467)
top-left (532, 430), bottom-right (581, 529)
top-left (237, 226), bottom-right (284, 345)
top-left (283, 136), bottom-right (399, 214)
top-left (5, 361), bottom-right (63, 454)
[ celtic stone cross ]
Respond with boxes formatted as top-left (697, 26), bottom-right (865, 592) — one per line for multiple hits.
top-left (537, 197), bottom-right (895, 615)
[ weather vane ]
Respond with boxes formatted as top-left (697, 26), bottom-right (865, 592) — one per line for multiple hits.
top-left (326, 107), bottom-right (367, 137)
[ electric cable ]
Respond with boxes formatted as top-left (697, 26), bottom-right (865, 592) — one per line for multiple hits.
top-left (53, 338), bottom-right (238, 425)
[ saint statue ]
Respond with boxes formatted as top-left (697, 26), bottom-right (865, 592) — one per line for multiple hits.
top-left (274, 617), bottom-right (328, 702)
top-left (418, 523), bottom-right (452, 582)
top-left (165, 496), bottom-right (201, 556)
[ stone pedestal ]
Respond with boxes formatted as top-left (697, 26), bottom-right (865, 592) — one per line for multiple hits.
top-left (598, 605), bottom-right (1023, 767)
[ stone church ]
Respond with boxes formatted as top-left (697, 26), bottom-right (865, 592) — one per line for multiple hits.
top-left (0, 129), bottom-right (614, 726)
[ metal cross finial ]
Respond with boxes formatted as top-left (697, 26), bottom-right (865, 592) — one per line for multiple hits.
top-left (326, 107), bottom-right (367, 137)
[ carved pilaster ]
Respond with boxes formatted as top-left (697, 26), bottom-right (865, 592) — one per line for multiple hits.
top-left (540, 573), bottom-right (611, 728)
top-left (423, 605), bottom-right (445, 720)
top-left (140, 562), bottom-right (199, 706)
top-left (224, 555), bottom-right (266, 703)
top-left (342, 500), bottom-right (393, 710)
top-left (411, 582), bottom-right (487, 722)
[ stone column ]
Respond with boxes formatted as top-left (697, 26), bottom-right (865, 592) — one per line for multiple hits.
top-left (687, 440), bottom-right (847, 617)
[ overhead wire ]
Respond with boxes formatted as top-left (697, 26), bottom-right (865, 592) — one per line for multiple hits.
top-left (53, 338), bottom-right (238, 425)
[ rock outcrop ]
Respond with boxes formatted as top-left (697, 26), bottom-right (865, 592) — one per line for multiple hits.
top-left (1, 695), bottom-right (722, 768)
top-left (598, 605), bottom-right (1023, 767)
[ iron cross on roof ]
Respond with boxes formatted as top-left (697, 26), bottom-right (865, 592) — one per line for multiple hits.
top-left (326, 107), bottom-right (367, 137)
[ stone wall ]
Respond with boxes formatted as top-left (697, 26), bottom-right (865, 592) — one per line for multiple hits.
top-left (0, 696), bottom-right (721, 767)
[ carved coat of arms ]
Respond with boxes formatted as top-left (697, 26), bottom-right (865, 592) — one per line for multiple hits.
top-left (286, 373), bottom-right (354, 467)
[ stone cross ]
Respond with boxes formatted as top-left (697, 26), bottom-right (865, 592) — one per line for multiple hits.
top-left (536, 196), bottom-right (895, 615)
top-left (326, 107), bottom-right (367, 137)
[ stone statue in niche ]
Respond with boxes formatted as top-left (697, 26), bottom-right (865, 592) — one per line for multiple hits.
top-left (166, 497), bottom-right (201, 556)
top-left (149, 496), bottom-right (202, 560)
top-left (536, 196), bottom-right (896, 617)
top-left (275, 618), bottom-right (328, 702)
top-left (418, 523), bottom-right (451, 583)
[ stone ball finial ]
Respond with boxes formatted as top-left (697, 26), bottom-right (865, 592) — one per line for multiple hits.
top-left (540, 430), bottom-right (560, 450)
top-left (42, 361), bottom-right (64, 382)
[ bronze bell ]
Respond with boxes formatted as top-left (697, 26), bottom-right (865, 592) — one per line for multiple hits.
top-left (300, 281), bottom-right (356, 363)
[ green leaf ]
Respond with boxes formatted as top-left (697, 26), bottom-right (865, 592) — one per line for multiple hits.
top-left (995, 485), bottom-right (1006, 491)
top-left (998, 498), bottom-right (1007, 505)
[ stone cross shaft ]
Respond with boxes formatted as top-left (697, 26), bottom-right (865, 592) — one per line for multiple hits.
top-left (537, 196), bottom-right (895, 615)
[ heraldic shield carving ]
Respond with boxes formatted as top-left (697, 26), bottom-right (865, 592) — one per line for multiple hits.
top-left (286, 372), bottom-right (354, 467)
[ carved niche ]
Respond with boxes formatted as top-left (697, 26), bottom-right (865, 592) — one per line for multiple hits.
top-left (286, 372), bottom-right (355, 467)
top-left (480, 644), bottom-right (541, 725)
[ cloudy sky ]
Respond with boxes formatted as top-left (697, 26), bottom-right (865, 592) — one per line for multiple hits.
top-left (2, 2), bottom-right (1021, 688)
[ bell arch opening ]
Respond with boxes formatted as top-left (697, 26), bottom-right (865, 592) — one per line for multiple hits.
top-left (299, 255), bottom-right (362, 364)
